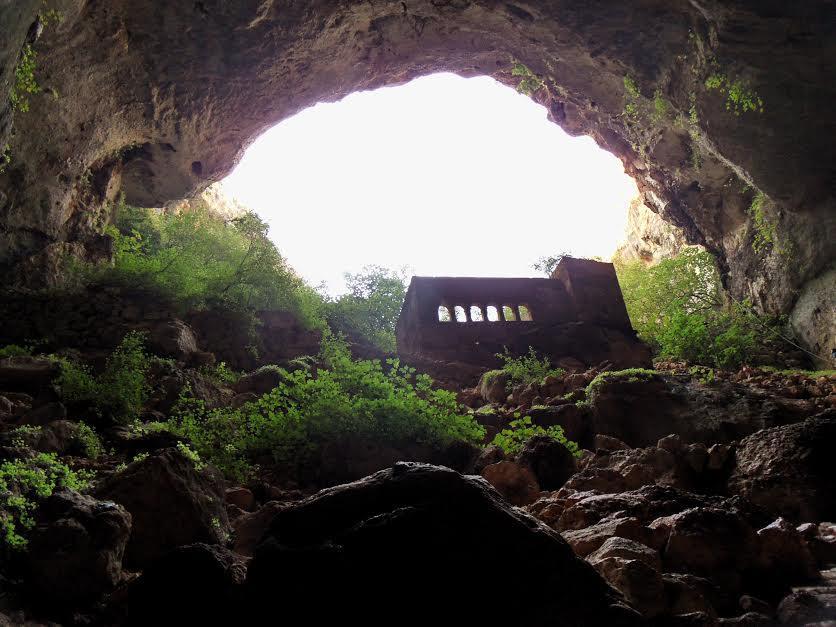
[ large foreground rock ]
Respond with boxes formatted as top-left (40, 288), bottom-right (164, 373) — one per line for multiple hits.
top-left (95, 448), bottom-right (229, 568)
top-left (27, 490), bottom-right (131, 607)
top-left (247, 463), bottom-right (639, 624)
top-left (728, 412), bottom-right (836, 521)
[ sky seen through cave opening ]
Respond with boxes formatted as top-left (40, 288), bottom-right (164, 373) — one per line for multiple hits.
top-left (222, 73), bottom-right (638, 295)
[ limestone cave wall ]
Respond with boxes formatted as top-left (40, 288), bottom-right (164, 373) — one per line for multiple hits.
top-left (0, 0), bottom-right (833, 362)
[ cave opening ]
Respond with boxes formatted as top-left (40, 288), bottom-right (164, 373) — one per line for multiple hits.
top-left (220, 72), bottom-right (640, 294)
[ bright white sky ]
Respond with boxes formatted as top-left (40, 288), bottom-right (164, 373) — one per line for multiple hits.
top-left (223, 73), bottom-right (638, 295)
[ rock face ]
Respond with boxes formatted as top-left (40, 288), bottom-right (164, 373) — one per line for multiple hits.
top-left (615, 197), bottom-right (690, 265)
top-left (123, 543), bottom-right (246, 627)
top-left (0, 1), bottom-right (833, 361)
top-left (95, 448), bottom-right (229, 568)
top-left (728, 413), bottom-right (836, 522)
top-left (26, 490), bottom-right (131, 607)
top-left (247, 462), bottom-right (639, 624)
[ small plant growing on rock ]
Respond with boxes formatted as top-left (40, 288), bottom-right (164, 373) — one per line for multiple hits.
top-left (496, 347), bottom-right (565, 391)
top-left (511, 62), bottom-right (546, 96)
top-left (0, 453), bottom-right (90, 549)
top-left (10, 44), bottom-right (40, 113)
top-left (74, 422), bottom-right (103, 459)
top-left (492, 416), bottom-right (580, 458)
top-left (585, 368), bottom-right (660, 399)
top-left (623, 75), bottom-right (640, 119)
top-left (704, 74), bottom-right (763, 115)
top-left (176, 442), bottom-right (205, 471)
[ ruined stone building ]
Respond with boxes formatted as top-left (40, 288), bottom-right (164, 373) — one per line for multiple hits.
top-left (396, 257), bottom-right (651, 370)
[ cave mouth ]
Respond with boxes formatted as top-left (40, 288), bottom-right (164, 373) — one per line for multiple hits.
top-left (220, 73), bottom-right (639, 294)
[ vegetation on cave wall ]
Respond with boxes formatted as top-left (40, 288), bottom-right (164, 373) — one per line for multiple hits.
top-left (82, 198), bottom-right (325, 330)
top-left (614, 248), bottom-right (790, 369)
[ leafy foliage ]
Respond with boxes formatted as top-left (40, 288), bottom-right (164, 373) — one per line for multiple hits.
top-left (496, 347), bottom-right (565, 390)
top-left (511, 62), bottom-right (545, 96)
top-left (10, 44), bottom-right (39, 113)
top-left (56, 331), bottom-right (149, 422)
top-left (86, 198), bottom-right (324, 328)
top-left (0, 344), bottom-right (33, 358)
top-left (324, 266), bottom-right (408, 352)
top-left (614, 249), bottom-right (788, 368)
top-left (492, 416), bottom-right (580, 458)
top-left (0, 453), bottom-right (90, 549)
top-left (167, 334), bottom-right (485, 480)
top-left (747, 192), bottom-right (789, 257)
top-left (623, 76), bottom-right (640, 119)
top-left (704, 74), bottom-right (764, 115)
top-left (74, 422), bottom-right (103, 459)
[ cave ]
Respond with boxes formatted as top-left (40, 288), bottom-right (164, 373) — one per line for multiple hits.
top-left (1, 2), bottom-right (836, 624)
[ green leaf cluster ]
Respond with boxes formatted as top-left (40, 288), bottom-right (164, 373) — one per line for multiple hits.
top-left (705, 74), bottom-right (764, 115)
top-left (10, 44), bottom-right (39, 113)
top-left (0, 453), bottom-right (90, 549)
top-left (495, 347), bottom-right (565, 390)
top-left (166, 334), bottom-right (485, 481)
top-left (491, 416), bottom-right (580, 458)
top-left (511, 62), bottom-right (545, 97)
top-left (56, 331), bottom-right (150, 422)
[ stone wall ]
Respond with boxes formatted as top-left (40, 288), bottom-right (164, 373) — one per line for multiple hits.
top-left (396, 258), bottom-right (651, 370)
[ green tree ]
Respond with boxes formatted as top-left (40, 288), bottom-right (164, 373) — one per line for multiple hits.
top-left (324, 265), bottom-right (408, 352)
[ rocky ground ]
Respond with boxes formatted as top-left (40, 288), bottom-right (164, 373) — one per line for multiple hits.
top-left (0, 341), bottom-right (834, 625)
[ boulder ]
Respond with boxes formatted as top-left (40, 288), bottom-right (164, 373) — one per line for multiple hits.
top-left (518, 434), bottom-right (577, 490)
top-left (776, 591), bottom-right (835, 624)
top-left (231, 501), bottom-right (287, 557)
top-left (246, 463), bottom-right (639, 624)
top-left (0, 357), bottom-right (59, 394)
top-left (476, 370), bottom-right (510, 404)
top-left (95, 448), bottom-right (229, 568)
top-left (481, 460), bottom-right (541, 506)
top-left (728, 413), bottom-right (836, 521)
top-left (143, 319), bottom-right (202, 362)
top-left (756, 518), bottom-right (819, 587)
top-left (528, 403), bottom-right (590, 445)
top-left (26, 490), bottom-right (131, 607)
top-left (233, 366), bottom-right (286, 396)
top-left (224, 487), bottom-right (255, 512)
top-left (124, 543), bottom-right (246, 626)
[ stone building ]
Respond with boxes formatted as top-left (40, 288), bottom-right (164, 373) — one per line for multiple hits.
top-left (396, 257), bottom-right (651, 370)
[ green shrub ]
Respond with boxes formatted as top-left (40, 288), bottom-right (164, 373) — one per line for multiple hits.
top-left (496, 347), bottom-right (565, 390)
top-left (0, 453), bottom-right (91, 549)
top-left (167, 334), bottom-right (485, 481)
top-left (201, 361), bottom-right (240, 386)
top-left (492, 416), bottom-right (580, 458)
top-left (614, 249), bottom-right (785, 369)
top-left (57, 331), bottom-right (150, 422)
top-left (0, 344), bottom-right (33, 358)
top-left (512, 62), bottom-right (546, 96)
top-left (324, 265), bottom-right (407, 352)
top-left (82, 198), bottom-right (325, 329)
top-left (74, 422), bottom-right (103, 459)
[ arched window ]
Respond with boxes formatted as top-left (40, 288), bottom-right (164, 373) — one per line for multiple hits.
top-left (502, 305), bottom-right (517, 321)
top-left (454, 305), bottom-right (467, 322)
top-left (518, 304), bottom-right (533, 321)
top-left (470, 305), bottom-right (484, 322)
top-left (438, 305), bottom-right (451, 322)
top-left (486, 305), bottom-right (500, 322)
